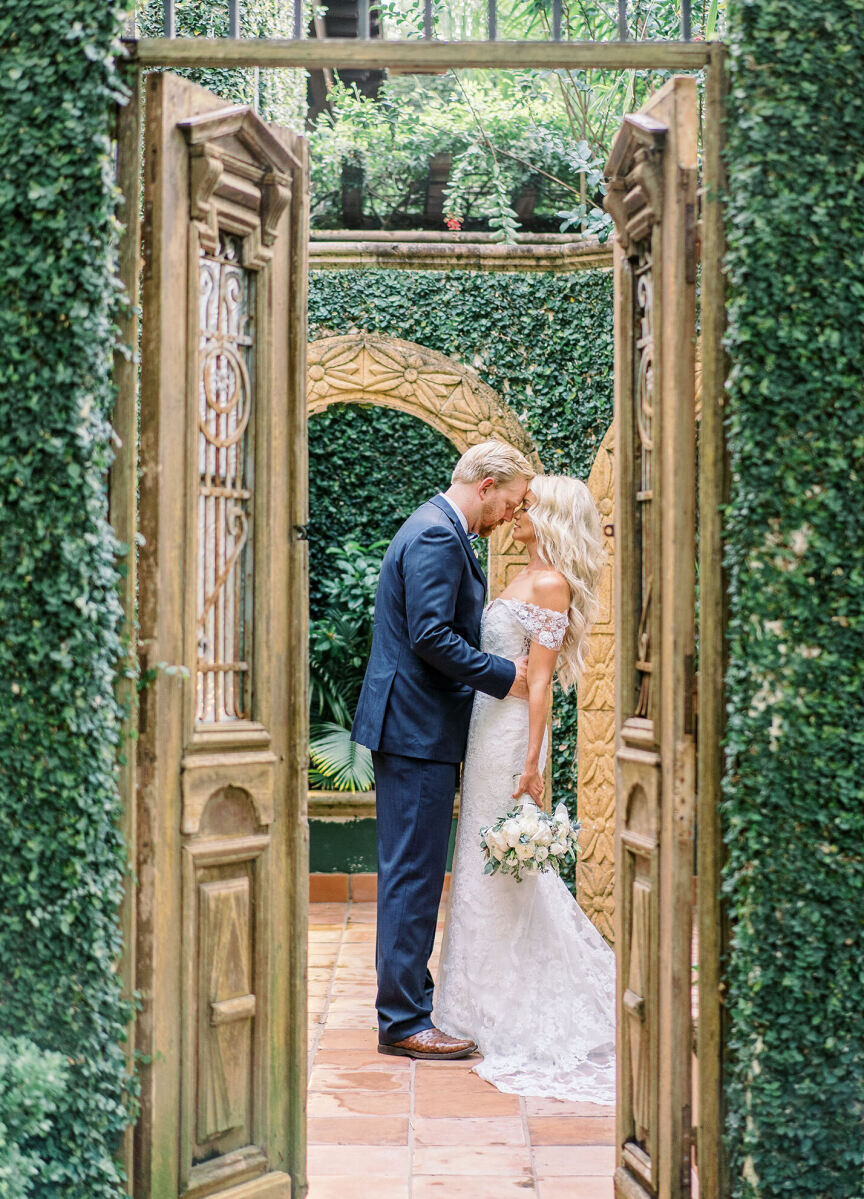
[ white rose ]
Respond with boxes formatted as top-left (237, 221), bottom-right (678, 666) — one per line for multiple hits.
top-left (519, 813), bottom-right (540, 839)
top-left (549, 841), bottom-right (566, 856)
top-left (553, 803), bottom-right (570, 831)
top-left (503, 820), bottom-right (522, 848)
top-left (535, 845), bottom-right (549, 863)
top-left (490, 842), bottom-right (505, 861)
top-left (533, 823), bottom-right (553, 847)
top-left (515, 841), bottom-right (535, 861)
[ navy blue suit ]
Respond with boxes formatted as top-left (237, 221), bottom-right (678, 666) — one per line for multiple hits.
top-left (352, 496), bottom-right (515, 1043)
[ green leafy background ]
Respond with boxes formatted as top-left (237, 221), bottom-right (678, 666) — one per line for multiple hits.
top-left (0, 3), bottom-right (133, 1196)
top-left (723, 1), bottom-right (864, 1194)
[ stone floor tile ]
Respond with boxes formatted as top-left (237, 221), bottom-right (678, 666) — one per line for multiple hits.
top-left (325, 1011), bottom-right (380, 1030)
top-left (534, 1146), bottom-right (616, 1176)
top-left (413, 1116), bottom-right (525, 1146)
top-left (330, 982), bottom-right (377, 998)
top-left (536, 1177), bottom-right (614, 1198)
top-left (307, 1090), bottom-right (410, 1118)
top-left (414, 1088), bottom-right (521, 1118)
top-left (523, 1097), bottom-right (614, 1118)
top-left (307, 1116), bottom-right (409, 1145)
top-left (308, 1065), bottom-right (410, 1093)
top-left (308, 928), bottom-right (344, 942)
top-left (306, 1177), bottom-right (409, 1199)
top-left (307, 1145), bottom-right (410, 1177)
top-left (317, 1028), bottom-right (380, 1051)
top-left (313, 1050), bottom-right (411, 1071)
top-left (308, 954), bottom-right (339, 969)
top-left (528, 1116), bottom-right (616, 1145)
top-left (412, 1145), bottom-right (532, 1176)
top-left (309, 902), bottom-right (349, 921)
top-left (412, 1178), bottom-right (537, 1198)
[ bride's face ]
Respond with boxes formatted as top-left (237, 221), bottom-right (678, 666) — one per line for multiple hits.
top-left (511, 489), bottom-right (537, 546)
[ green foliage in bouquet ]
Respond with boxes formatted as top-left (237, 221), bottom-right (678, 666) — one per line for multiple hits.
top-left (0, 4), bottom-right (135, 1196)
top-left (722, 1), bottom-right (864, 1194)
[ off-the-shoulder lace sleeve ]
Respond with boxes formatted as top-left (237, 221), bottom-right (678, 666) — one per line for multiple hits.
top-left (503, 599), bottom-right (569, 650)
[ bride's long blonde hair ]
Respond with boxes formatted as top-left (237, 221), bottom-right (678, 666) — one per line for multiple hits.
top-left (527, 474), bottom-right (605, 690)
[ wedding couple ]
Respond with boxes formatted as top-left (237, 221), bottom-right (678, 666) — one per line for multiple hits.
top-left (351, 441), bottom-right (616, 1103)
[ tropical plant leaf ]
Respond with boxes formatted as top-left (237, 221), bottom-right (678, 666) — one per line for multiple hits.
top-left (309, 722), bottom-right (375, 792)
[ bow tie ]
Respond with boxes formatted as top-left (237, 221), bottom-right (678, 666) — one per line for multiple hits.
top-left (467, 532), bottom-right (479, 543)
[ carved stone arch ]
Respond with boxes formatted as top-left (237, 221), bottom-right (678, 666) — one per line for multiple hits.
top-left (307, 333), bottom-right (543, 595)
top-left (307, 336), bottom-right (617, 939)
top-left (578, 424), bottom-right (616, 941)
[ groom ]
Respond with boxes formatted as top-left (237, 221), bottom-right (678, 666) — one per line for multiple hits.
top-left (352, 441), bottom-right (534, 1060)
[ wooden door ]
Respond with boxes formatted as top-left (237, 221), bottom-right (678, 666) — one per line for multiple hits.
top-left (136, 72), bottom-right (309, 1199)
top-left (604, 77), bottom-right (698, 1199)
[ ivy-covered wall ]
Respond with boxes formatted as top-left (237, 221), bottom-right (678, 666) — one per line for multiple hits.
top-left (308, 267), bottom-right (614, 813)
top-left (0, 4), bottom-right (132, 1197)
top-left (723, 3), bottom-right (864, 1196)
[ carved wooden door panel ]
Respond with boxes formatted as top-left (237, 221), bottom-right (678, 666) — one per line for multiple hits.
top-left (604, 77), bottom-right (698, 1199)
top-left (137, 72), bottom-right (309, 1199)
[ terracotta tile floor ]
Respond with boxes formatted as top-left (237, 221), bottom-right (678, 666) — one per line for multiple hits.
top-left (307, 900), bottom-right (615, 1198)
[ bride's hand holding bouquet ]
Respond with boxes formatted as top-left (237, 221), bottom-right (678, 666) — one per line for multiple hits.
top-left (512, 764), bottom-right (545, 809)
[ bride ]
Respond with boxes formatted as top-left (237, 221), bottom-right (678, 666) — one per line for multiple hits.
top-left (434, 474), bottom-right (617, 1104)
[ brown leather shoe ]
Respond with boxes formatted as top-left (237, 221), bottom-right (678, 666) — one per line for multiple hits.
top-left (378, 1027), bottom-right (477, 1060)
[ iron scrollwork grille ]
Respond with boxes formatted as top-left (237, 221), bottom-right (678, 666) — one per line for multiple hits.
top-left (633, 251), bottom-right (654, 720)
top-left (197, 232), bottom-right (255, 723)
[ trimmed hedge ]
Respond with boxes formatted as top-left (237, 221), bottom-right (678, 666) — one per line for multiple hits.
top-left (308, 267), bottom-right (614, 822)
top-left (0, 5), bottom-right (132, 1197)
top-left (723, 3), bottom-right (864, 1195)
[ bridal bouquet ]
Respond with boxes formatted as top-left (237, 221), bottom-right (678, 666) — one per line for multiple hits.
top-left (480, 801), bottom-right (580, 883)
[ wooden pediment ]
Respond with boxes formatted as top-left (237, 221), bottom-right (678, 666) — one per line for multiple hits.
top-left (603, 113), bottom-right (667, 253)
top-left (179, 105), bottom-right (299, 256)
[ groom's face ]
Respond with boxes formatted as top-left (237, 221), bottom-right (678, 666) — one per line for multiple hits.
top-left (477, 477), bottom-right (529, 537)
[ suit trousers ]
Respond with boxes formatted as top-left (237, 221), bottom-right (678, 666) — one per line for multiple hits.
top-left (372, 749), bottom-right (459, 1044)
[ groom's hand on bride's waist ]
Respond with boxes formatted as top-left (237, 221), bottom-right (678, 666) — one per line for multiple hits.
top-left (507, 656), bottom-right (529, 700)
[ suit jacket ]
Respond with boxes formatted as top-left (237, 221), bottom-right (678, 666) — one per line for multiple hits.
top-left (351, 496), bottom-right (516, 763)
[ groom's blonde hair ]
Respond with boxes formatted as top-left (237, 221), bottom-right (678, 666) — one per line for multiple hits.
top-left (451, 440), bottom-right (533, 486)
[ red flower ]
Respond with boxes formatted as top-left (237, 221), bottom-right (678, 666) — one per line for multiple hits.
top-left (444, 214), bottom-right (462, 231)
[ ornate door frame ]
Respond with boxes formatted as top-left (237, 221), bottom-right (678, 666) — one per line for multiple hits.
top-left (605, 76), bottom-right (699, 1199)
top-left (134, 72), bottom-right (309, 1198)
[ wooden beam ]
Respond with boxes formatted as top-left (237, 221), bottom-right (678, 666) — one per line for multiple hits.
top-left (697, 42), bottom-right (730, 1199)
top-left (130, 37), bottom-right (711, 71)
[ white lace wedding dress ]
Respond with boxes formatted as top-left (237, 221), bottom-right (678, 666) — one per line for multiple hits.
top-left (434, 597), bottom-right (617, 1103)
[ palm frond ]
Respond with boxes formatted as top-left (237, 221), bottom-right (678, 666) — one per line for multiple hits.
top-left (309, 722), bottom-right (375, 792)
